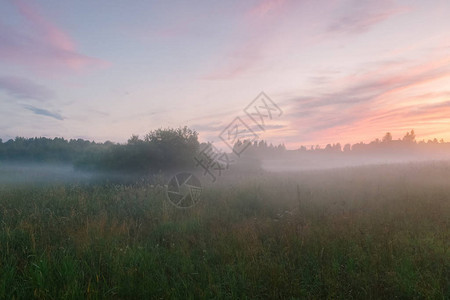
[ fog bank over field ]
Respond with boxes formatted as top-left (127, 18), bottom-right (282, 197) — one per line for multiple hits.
top-left (239, 130), bottom-right (450, 172)
top-left (2, 129), bottom-right (450, 184)
top-left (0, 162), bottom-right (168, 185)
top-left (0, 163), bottom-right (94, 185)
top-left (261, 151), bottom-right (450, 172)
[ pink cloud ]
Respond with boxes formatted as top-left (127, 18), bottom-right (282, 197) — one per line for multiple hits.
top-left (327, 5), bottom-right (410, 35)
top-left (247, 0), bottom-right (287, 19)
top-left (0, 0), bottom-right (108, 73)
top-left (13, 0), bottom-right (74, 51)
top-left (203, 0), bottom-right (409, 81)
top-left (202, 0), bottom-right (290, 80)
top-left (202, 38), bottom-right (263, 80)
top-left (283, 55), bottom-right (450, 146)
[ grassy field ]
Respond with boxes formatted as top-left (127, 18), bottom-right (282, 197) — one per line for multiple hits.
top-left (0, 162), bottom-right (449, 299)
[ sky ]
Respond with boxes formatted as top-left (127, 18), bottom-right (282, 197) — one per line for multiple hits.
top-left (1, 0), bottom-right (450, 149)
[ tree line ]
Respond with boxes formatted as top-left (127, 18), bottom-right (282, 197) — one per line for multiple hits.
top-left (296, 130), bottom-right (449, 154)
top-left (0, 127), bottom-right (199, 173)
top-left (1, 128), bottom-right (449, 172)
top-left (235, 130), bottom-right (449, 156)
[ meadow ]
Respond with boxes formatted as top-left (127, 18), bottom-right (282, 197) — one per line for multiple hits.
top-left (0, 162), bottom-right (449, 299)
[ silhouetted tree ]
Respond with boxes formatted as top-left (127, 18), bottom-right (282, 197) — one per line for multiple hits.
top-left (382, 132), bottom-right (393, 143)
top-left (402, 130), bottom-right (416, 143)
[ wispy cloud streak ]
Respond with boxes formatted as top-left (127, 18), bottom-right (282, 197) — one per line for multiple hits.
top-left (282, 56), bottom-right (450, 145)
top-left (0, 0), bottom-right (107, 73)
top-left (203, 0), bottom-right (289, 80)
top-left (23, 105), bottom-right (64, 120)
top-left (0, 76), bottom-right (53, 101)
top-left (328, 1), bottom-right (410, 35)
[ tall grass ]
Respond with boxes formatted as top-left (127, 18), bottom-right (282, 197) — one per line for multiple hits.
top-left (0, 162), bottom-right (449, 298)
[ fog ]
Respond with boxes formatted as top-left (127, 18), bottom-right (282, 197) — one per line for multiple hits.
top-left (0, 162), bottom-right (94, 185)
top-left (261, 151), bottom-right (450, 172)
top-left (0, 161), bottom-right (178, 186)
top-left (2, 152), bottom-right (450, 187)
